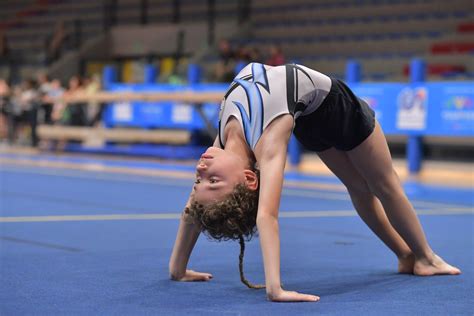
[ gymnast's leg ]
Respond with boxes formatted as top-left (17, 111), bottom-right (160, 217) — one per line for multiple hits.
top-left (347, 122), bottom-right (460, 275)
top-left (318, 147), bottom-right (415, 273)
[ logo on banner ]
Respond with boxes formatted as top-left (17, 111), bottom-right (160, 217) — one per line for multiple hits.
top-left (113, 102), bottom-right (132, 122)
top-left (396, 87), bottom-right (428, 130)
top-left (172, 104), bottom-right (192, 123)
top-left (443, 96), bottom-right (473, 110)
top-left (441, 96), bottom-right (474, 131)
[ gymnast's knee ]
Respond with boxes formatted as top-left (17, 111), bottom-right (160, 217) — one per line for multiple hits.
top-left (345, 180), bottom-right (372, 199)
top-left (367, 169), bottom-right (404, 201)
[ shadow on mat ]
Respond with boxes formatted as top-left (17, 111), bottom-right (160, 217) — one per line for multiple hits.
top-left (115, 278), bottom-right (266, 308)
top-left (285, 272), bottom-right (413, 297)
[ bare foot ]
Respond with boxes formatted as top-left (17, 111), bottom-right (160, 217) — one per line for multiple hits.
top-left (398, 253), bottom-right (415, 274)
top-left (414, 254), bottom-right (461, 276)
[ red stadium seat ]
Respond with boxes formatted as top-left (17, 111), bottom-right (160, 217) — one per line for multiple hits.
top-left (403, 63), bottom-right (466, 76)
top-left (457, 22), bottom-right (474, 33)
top-left (431, 42), bottom-right (474, 54)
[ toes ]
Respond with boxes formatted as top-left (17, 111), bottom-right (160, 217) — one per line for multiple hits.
top-left (450, 267), bottom-right (461, 275)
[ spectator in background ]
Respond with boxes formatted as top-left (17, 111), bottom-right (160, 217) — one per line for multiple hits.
top-left (0, 79), bottom-right (10, 142)
top-left (18, 79), bottom-right (40, 146)
top-left (249, 47), bottom-right (263, 64)
top-left (232, 44), bottom-right (253, 75)
top-left (266, 45), bottom-right (285, 66)
top-left (214, 39), bottom-right (236, 82)
top-left (8, 84), bottom-right (22, 142)
top-left (219, 39), bottom-right (234, 64)
top-left (44, 78), bottom-right (65, 121)
top-left (46, 20), bottom-right (67, 64)
top-left (53, 75), bottom-right (86, 127)
top-left (37, 73), bottom-right (53, 124)
top-left (0, 29), bottom-right (10, 60)
top-left (235, 44), bottom-right (251, 64)
top-left (83, 75), bottom-right (102, 126)
top-left (39, 78), bottom-right (65, 150)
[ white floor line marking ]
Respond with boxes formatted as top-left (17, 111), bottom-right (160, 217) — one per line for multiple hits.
top-left (1, 164), bottom-right (192, 187)
top-left (282, 190), bottom-right (473, 209)
top-left (1, 208), bottom-right (472, 223)
top-left (415, 208), bottom-right (473, 215)
top-left (0, 213), bottom-right (181, 222)
top-left (412, 200), bottom-right (474, 209)
top-left (0, 159), bottom-right (194, 182)
top-left (282, 189), bottom-right (350, 201)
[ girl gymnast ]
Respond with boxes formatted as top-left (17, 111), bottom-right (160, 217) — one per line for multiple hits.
top-left (169, 63), bottom-right (461, 302)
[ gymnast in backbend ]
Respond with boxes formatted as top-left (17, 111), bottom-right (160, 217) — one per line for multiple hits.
top-left (169, 62), bottom-right (460, 302)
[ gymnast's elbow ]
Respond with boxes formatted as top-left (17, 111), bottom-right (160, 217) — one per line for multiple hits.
top-left (168, 258), bottom-right (184, 280)
top-left (168, 266), bottom-right (183, 281)
top-left (256, 212), bottom-right (278, 227)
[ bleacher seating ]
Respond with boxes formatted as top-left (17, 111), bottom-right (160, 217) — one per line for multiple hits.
top-left (1, 0), bottom-right (473, 82)
top-left (247, 0), bottom-right (474, 81)
top-left (1, 0), bottom-right (105, 80)
top-left (0, 0), bottom-right (241, 80)
top-left (115, 0), bottom-right (239, 25)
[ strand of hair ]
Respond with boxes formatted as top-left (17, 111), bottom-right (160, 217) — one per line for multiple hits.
top-left (238, 235), bottom-right (265, 289)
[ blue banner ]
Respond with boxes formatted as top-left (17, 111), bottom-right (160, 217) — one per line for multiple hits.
top-left (351, 83), bottom-right (405, 134)
top-left (105, 81), bottom-right (474, 137)
top-left (425, 82), bottom-right (474, 136)
top-left (351, 81), bottom-right (473, 136)
top-left (104, 83), bottom-right (226, 130)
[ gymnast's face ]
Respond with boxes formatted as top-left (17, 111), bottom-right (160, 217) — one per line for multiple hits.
top-left (193, 147), bottom-right (253, 205)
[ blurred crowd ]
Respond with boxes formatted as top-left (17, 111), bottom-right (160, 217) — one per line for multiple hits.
top-left (0, 39), bottom-right (285, 148)
top-left (0, 74), bottom-right (101, 147)
top-left (213, 39), bottom-right (285, 82)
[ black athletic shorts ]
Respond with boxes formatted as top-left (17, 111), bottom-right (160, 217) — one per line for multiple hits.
top-left (293, 78), bottom-right (375, 152)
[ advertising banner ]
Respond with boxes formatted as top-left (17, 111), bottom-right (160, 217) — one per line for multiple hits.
top-left (105, 82), bottom-right (473, 137)
top-left (425, 82), bottom-right (474, 136)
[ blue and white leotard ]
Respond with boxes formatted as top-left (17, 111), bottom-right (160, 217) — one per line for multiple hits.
top-left (218, 63), bottom-right (332, 149)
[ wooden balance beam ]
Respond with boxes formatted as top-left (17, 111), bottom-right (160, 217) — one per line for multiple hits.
top-left (37, 126), bottom-right (191, 146)
top-left (37, 90), bottom-right (225, 147)
top-left (61, 91), bottom-right (225, 104)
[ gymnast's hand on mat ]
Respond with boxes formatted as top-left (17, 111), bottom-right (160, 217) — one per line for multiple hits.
top-left (172, 269), bottom-right (213, 282)
top-left (267, 289), bottom-right (320, 302)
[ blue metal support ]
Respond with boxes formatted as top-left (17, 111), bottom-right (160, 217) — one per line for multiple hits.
top-left (407, 58), bottom-right (426, 174)
top-left (102, 65), bottom-right (118, 90)
top-left (187, 64), bottom-right (202, 84)
top-left (346, 60), bottom-right (362, 83)
top-left (144, 64), bottom-right (158, 83)
top-left (234, 61), bottom-right (247, 75)
top-left (288, 135), bottom-right (302, 166)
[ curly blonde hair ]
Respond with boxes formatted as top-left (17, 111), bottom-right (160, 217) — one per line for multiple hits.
top-left (185, 182), bottom-right (265, 289)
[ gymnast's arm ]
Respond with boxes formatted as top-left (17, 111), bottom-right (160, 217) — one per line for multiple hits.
top-left (256, 139), bottom-right (287, 297)
top-left (168, 196), bottom-right (212, 282)
top-left (168, 137), bottom-right (222, 282)
top-left (256, 115), bottom-right (319, 302)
